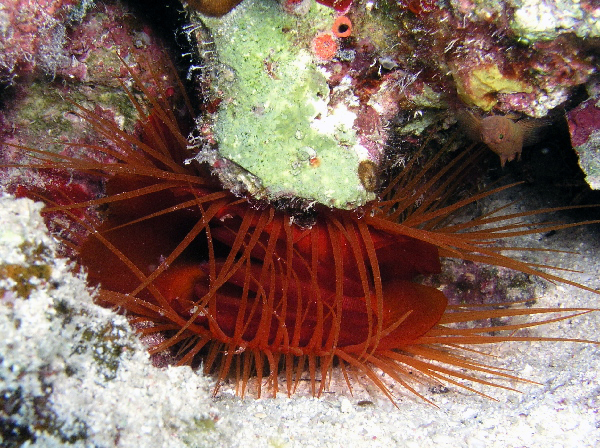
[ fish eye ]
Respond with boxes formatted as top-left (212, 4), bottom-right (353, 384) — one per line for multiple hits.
top-left (498, 133), bottom-right (504, 139)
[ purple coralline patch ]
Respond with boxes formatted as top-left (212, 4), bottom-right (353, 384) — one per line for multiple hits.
top-left (567, 93), bottom-right (600, 189)
top-left (568, 95), bottom-right (600, 148)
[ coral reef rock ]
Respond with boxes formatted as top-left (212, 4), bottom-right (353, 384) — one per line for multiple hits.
top-left (185, 0), bottom-right (599, 208)
top-left (0, 194), bottom-right (225, 447)
top-left (0, 0), bottom-right (182, 197)
top-left (189, 0), bottom-right (382, 208)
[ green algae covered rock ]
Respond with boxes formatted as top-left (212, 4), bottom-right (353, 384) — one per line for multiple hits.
top-left (192, 0), bottom-right (375, 209)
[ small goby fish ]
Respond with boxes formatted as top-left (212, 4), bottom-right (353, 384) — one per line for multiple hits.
top-left (459, 111), bottom-right (549, 167)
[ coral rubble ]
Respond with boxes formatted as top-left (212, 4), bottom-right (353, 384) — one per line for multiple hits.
top-left (0, 195), bottom-right (222, 447)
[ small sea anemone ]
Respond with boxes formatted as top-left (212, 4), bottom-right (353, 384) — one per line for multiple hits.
top-left (4, 54), bottom-right (599, 406)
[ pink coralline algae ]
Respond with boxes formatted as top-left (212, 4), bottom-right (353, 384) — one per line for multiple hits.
top-left (567, 92), bottom-right (600, 189)
top-left (0, 0), bottom-right (91, 81)
top-left (568, 94), bottom-right (600, 148)
top-left (0, 0), bottom-right (172, 86)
